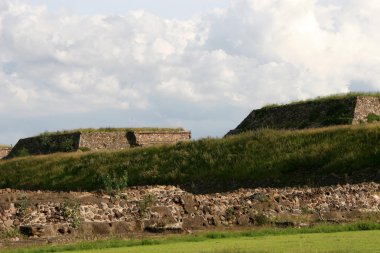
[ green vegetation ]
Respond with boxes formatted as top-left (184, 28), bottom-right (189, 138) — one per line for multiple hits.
top-left (0, 144), bottom-right (10, 148)
top-left (138, 194), bottom-right (157, 216)
top-left (4, 222), bottom-right (380, 253)
top-left (0, 229), bottom-right (21, 241)
top-left (368, 113), bottom-right (380, 123)
top-left (262, 92), bottom-right (380, 109)
top-left (98, 170), bottom-right (129, 197)
top-left (17, 195), bottom-right (29, 218)
top-left (37, 127), bottom-right (185, 137)
top-left (16, 148), bottom-right (29, 158)
top-left (78, 147), bottom-right (91, 152)
top-left (0, 123), bottom-right (380, 191)
top-left (62, 199), bottom-right (81, 229)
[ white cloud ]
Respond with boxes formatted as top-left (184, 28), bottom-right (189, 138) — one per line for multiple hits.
top-left (1, 0), bottom-right (380, 144)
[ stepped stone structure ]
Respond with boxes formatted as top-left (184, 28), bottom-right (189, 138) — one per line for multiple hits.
top-left (227, 95), bottom-right (380, 135)
top-left (6, 129), bottom-right (191, 159)
top-left (0, 148), bottom-right (11, 159)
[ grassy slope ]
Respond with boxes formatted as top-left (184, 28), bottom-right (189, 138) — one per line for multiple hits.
top-left (0, 123), bottom-right (380, 192)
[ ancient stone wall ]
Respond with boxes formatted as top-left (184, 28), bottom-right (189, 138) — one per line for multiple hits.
top-left (0, 148), bottom-right (11, 159)
top-left (7, 129), bottom-right (191, 158)
top-left (79, 132), bottom-right (131, 150)
top-left (0, 183), bottom-right (379, 239)
top-left (6, 133), bottom-right (81, 158)
top-left (132, 131), bottom-right (192, 147)
top-left (353, 96), bottom-right (380, 124)
top-left (227, 95), bottom-right (380, 135)
top-left (228, 97), bottom-right (357, 135)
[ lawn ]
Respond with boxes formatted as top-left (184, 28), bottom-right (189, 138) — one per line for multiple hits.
top-left (8, 230), bottom-right (380, 253)
top-left (4, 222), bottom-right (380, 253)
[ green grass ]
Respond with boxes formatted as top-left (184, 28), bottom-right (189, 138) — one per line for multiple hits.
top-left (262, 92), bottom-right (380, 109)
top-left (368, 114), bottom-right (380, 123)
top-left (36, 127), bottom-right (186, 137)
top-left (4, 222), bottom-right (380, 253)
top-left (0, 144), bottom-right (10, 148)
top-left (0, 123), bottom-right (380, 191)
top-left (66, 232), bottom-right (380, 253)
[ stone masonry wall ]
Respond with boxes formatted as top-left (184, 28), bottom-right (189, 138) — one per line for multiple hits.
top-left (228, 97), bottom-right (357, 135)
top-left (227, 96), bottom-right (380, 135)
top-left (0, 148), bottom-right (11, 159)
top-left (132, 131), bottom-right (192, 147)
top-left (6, 133), bottom-right (81, 158)
top-left (7, 129), bottom-right (191, 158)
top-left (79, 132), bottom-right (131, 150)
top-left (1, 183), bottom-right (379, 239)
top-left (353, 96), bottom-right (380, 124)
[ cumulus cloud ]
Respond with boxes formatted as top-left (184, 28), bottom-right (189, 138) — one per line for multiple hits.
top-left (1, 0), bottom-right (380, 144)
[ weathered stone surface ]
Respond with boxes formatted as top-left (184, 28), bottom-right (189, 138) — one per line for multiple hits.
top-left (0, 148), bottom-right (11, 159)
top-left (353, 96), bottom-right (380, 124)
top-left (20, 224), bottom-right (56, 237)
top-left (183, 215), bottom-right (207, 230)
top-left (1, 183), bottom-right (380, 237)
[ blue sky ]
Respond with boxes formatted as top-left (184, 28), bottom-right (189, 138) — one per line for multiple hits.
top-left (1, 0), bottom-right (380, 145)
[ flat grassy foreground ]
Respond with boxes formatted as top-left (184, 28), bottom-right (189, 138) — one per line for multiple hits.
top-left (0, 123), bottom-right (380, 191)
top-left (67, 231), bottom-right (380, 253)
top-left (4, 222), bottom-right (380, 253)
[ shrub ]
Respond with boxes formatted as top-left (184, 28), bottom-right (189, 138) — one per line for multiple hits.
top-left (138, 194), bottom-right (156, 216)
top-left (62, 199), bottom-right (81, 229)
top-left (16, 148), bottom-right (29, 157)
top-left (225, 207), bottom-right (235, 221)
top-left (254, 213), bottom-right (270, 226)
top-left (17, 195), bottom-right (29, 218)
top-left (367, 113), bottom-right (380, 123)
top-left (98, 170), bottom-right (128, 197)
top-left (59, 138), bottom-right (75, 152)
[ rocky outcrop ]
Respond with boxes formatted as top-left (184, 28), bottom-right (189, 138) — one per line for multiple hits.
top-left (1, 183), bottom-right (379, 238)
top-left (227, 95), bottom-right (380, 135)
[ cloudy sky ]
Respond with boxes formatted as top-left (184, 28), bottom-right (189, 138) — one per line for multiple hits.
top-left (1, 0), bottom-right (380, 145)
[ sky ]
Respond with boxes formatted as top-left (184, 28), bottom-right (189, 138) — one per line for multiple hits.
top-left (1, 0), bottom-right (380, 145)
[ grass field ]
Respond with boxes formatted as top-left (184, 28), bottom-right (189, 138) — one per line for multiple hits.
top-left (70, 231), bottom-right (380, 253)
top-left (0, 123), bottom-right (380, 192)
top-left (4, 222), bottom-right (380, 253)
top-left (5, 230), bottom-right (380, 253)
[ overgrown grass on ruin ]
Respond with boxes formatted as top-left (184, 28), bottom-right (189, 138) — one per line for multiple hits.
top-left (262, 91), bottom-right (380, 109)
top-left (4, 221), bottom-right (380, 253)
top-left (0, 123), bottom-right (380, 191)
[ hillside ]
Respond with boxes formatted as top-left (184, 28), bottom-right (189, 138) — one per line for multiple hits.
top-left (0, 123), bottom-right (380, 193)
